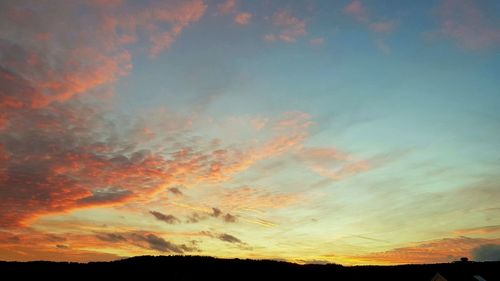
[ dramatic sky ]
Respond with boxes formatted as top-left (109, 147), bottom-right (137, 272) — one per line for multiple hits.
top-left (1, 0), bottom-right (500, 265)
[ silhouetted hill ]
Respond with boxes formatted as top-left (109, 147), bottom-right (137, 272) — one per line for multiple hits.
top-left (1, 255), bottom-right (499, 280)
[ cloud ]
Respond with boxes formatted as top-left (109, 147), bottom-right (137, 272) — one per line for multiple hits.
top-left (96, 232), bottom-right (197, 254)
top-left (0, 1), bottom-right (209, 227)
top-left (45, 234), bottom-right (67, 243)
top-left (430, 0), bottom-right (500, 50)
top-left (211, 207), bottom-right (222, 218)
top-left (472, 244), bottom-right (500, 261)
top-left (209, 186), bottom-right (302, 212)
top-left (217, 0), bottom-right (237, 15)
top-left (96, 233), bottom-right (127, 243)
top-left (223, 213), bottom-right (238, 223)
top-left (150, 210), bottom-right (181, 224)
top-left (145, 0), bottom-right (207, 57)
top-left (234, 12), bottom-right (252, 25)
top-left (200, 231), bottom-right (244, 245)
top-left (344, 0), bottom-right (368, 22)
top-left (0, 230), bottom-right (121, 262)
top-left (266, 10), bottom-right (307, 43)
top-left (343, 1), bottom-right (397, 53)
top-left (0, 245), bottom-right (119, 262)
top-left (131, 233), bottom-right (186, 253)
top-left (78, 187), bottom-right (133, 205)
top-left (218, 233), bottom-right (243, 244)
top-left (186, 212), bottom-right (207, 223)
top-left (348, 237), bottom-right (500, 264)
top-left (454, 225), bottom-right (500, 235)
top-left (297, 147), bottom-right (369, 181)
top-left (0, 1), bottom-right (315, 232)
top-left (217, 0), bottom-right (252, 26)
top-left (168, 187), bottom-right (184, 196)
top-left (309, 37), bottom-right (325, 46)
top-left (369, 20), bottom-right (398, 33)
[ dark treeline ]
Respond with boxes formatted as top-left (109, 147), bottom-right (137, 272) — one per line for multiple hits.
top-left (0, 255), bottom-right (499, 280)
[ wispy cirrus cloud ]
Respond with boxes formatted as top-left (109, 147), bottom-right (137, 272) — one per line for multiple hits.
top-left (346, 237), bottom-right (500, 264)
top-left (296, 147), bottom-right (370, 181)
top-left (429, 0), bottom-right (500, 50)
top-left (344, 0), bottom-right (368, 22)
top-left (369, 20), bottom-right (398, 33)
top-left (454, 225), bottom-right (500, 235)
top-left (217, 0), bottom-right (237, 15)
top-left (343, 0), bottom-right (398, 53)
top-left (217, 0), bottom-right (252, 26)
top-left (265, 10), bottom-right (307, 43)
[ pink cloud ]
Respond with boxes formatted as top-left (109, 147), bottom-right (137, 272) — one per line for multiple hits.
top-left (235, 12), bottom-right (252, 25)
top-left (297, 147), bottom-right (369, 181)
top-left (2, 0), bottom-right (309, 228)
top-left (217, 0), bottom-right (253, 27)
top-left (343, 1), bottom-right (398, 53)
top-left (266, 10), bottom-right (307, 43)
top-left (143, 0), bottom-right (207, 57)
top-left (432, 0), bottom-right (500, 50)
top-left (370, 20), bottom-right (398, 33)
top-left (344, 0), bottom-right (368, 22)
top-left (218, 0), bottom-right (238, 15)
top-left (309, 37), bottom-right (325, 45)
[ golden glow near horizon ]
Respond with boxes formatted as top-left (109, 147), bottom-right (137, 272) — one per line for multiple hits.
top-left (1, 0), bottom-right (500, 264)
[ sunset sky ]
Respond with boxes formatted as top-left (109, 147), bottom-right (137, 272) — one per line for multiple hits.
top-left (1, 0), bottom-right (500, 265)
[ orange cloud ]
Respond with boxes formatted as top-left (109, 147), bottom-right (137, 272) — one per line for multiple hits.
top-left (0, 230), bottom-right (120, 262)
top-left (0, 99), bottom-right (313, 228)
top-left (214, 186), bottom-right (302, 211)
top-left (454, 225), bottom-right (500, 236)
top-left (145, 0), bottom-right (207, 57)
top-left (0, 0), bottom-right (212, 228)
top-left (347, 237), bottom-right (500, 265)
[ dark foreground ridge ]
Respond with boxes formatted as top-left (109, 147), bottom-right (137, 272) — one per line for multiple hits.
top-left (1, 256), bottom-right (499, 280)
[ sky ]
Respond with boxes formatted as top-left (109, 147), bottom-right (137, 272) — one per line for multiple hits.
top-left (0, 0), bottom-right (500, 265)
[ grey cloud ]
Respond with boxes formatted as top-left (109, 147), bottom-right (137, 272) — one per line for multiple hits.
top-left (217, 233), bottom-right (242, 244)
top-left (78, 187), bottom-right (133, 205)
top-left (473, 244), bottom-right (500, 261)
top-left (150, 211), bottom-right (181, 224)
top-left (186, 212), bottom-right (207, 223)
top-left (130, 233), bottom-right (195, 254)
top-left (96, 233), bottom-right (127, 243)
top-left (96, 231), bottom-right (197, 254)
top-left (210, 207), bottom-right (237, 223)
top-left (211, 207), bottom-right (222, 218)
top-left (168, 187), bottom-right (183, 196)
